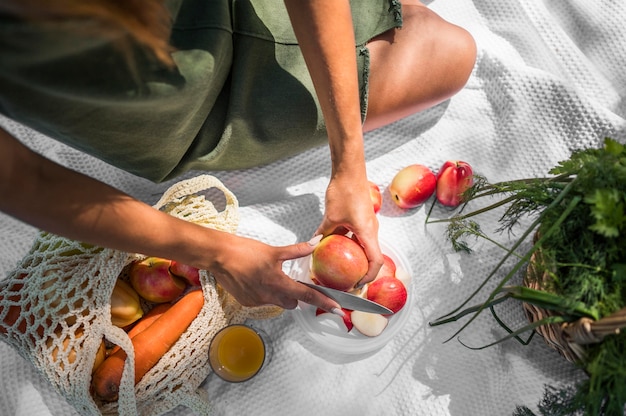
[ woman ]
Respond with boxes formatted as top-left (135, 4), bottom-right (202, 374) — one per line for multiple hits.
top-left (0, 0), bottom-right (476, 314)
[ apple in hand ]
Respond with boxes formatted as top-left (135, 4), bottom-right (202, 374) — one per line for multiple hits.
top-left (366, 276), bottom-right (407, 315)
top-left (368, 180), bottom-right (383, 214)
top-left (170, 261), bottom-right (201, 287)
top-left (311, 234), bottom-right (368, 291)
top-left (389, 164), bottom-right (436, 209)
top-left (436, 160), bottom-right (474, 207)
top-left (129, 257), bottom-right (187, 303)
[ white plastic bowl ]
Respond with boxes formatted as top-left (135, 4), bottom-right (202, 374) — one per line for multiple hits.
top-left (289, 239), bottom-right (413, 355)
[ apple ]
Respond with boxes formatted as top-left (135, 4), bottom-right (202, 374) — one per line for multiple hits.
top-left (374, 254), bottom-right (397, 281)
top-left (311, 234), bottom-right (368, 291)
top-left (365, 276), bottom-right (407, 314)
top-left (368, 180), bottom-right (383, 213)
top-left (128, 257), bottom-right (187, 303)
top-left (351, 311), bottom-right (388, 337)
top-left (394, 266), bottom-right (412, 290)
top-left (389, 164), bottom-right (436, 209)
top-left (316, 307), bottom-right (353, 331)
top-left (170, 261), bottom-right (201, 286)
top-left (436, 160), bottom-right (474, 207)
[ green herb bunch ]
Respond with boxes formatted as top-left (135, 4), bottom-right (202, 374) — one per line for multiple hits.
top-left (428, 138), bottom-right (626, 415)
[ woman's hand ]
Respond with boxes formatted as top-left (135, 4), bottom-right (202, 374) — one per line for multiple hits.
top-left (316, 172), bottom-right (383, 286)
top-left (206, 233), bottom-right (341, 312)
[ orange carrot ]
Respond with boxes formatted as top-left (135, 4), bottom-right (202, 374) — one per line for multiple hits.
top-left (109, 303), bottom-right (172, 356)
top-left (91, 289), bottom-right (204, 401)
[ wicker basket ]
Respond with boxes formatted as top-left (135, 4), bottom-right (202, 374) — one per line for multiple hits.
top-left (523, 248), bottom-right (626, 364)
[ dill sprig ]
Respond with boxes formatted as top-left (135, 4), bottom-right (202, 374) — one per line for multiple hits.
top-left (428, 138), bottom-right (626, 415)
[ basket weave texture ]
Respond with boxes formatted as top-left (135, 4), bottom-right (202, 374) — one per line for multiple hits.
top-left (523, 249), bottom-right (626, 364)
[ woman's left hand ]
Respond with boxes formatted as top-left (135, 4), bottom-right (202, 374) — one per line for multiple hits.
top-left (284, 0), bottom-right (384, 284)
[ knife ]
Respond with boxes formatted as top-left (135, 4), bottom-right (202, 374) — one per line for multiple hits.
top-left (299, 281), bottom-right (393, 314)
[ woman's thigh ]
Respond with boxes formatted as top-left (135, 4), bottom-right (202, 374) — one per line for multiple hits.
top-left (363, 2), bottom-right (476, 131)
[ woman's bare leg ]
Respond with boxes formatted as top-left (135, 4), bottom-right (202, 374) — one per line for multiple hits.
top-left (364, 2), bottom-right (476, 131)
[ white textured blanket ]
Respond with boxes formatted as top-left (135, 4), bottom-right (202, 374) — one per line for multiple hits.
top-left (1, 1), bottom-right (625, 415)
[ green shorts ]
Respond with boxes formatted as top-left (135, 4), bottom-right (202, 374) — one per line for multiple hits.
top-left (0, 0), bottom-right (402, 182)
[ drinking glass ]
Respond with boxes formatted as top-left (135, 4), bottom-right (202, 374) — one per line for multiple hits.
top-left (208, 324), bottom-right (272, 382)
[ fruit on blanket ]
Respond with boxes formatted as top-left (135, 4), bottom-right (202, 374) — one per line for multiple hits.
top-left (389, 164), bottom-right (436, 208)
top-left (128, 257), bottom-right (186, 303)
top-left (368, 180), bottom-right (383, 213)
top-left (311, 235), bottom-right (368, 291)
top-left (366, 276), bottom-right (407, 315)
top-left (110, 279), bottom-right (144, 327)
top-left (436, 160), bottom-right (474, 207)
top-left (351, 311), bottom-right (388, 337)
top-left (170, 261), bottom-right (201, 287)
top-left (374, 254), bottom-right (397, 281)
top-left (92, 289), bottom-right (205, 402)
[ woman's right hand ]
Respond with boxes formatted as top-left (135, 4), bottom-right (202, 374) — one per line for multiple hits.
top-left (205, 233), bottom-right (341, 312)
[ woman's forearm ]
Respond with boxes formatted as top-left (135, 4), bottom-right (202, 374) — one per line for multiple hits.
top-left (0, 127), bottom-right (228, 269)
top-left (283, 0), bottom-right (367, 178)
top-left (0, 128), bottom-right (342, 312)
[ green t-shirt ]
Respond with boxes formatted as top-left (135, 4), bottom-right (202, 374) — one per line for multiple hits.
top-left (0, 0), bottom-right (401, 182)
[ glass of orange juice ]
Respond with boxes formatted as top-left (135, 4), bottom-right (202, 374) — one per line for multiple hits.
top-left (209, 324), bottom-right (271, 382)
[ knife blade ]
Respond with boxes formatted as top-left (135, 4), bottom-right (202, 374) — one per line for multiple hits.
top-left (299, 281), bottom-right (393, 314)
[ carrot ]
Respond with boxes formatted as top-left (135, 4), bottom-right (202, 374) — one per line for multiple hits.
top-left (91, 289), bottom-right (204, 401)
top-left (109, 303), bottom-right (172, 356)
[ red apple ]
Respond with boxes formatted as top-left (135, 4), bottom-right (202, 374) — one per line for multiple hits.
top-left (170, 261), bottom-right (201, 287)
top-left (316, 307), bottom-right (353, 331)
top-left (374, 254), bottom-right (397, 281)
top-left (311, 234), bottom-right (368, 291)
top-left (128, 257), bottom-right (186, 303)
top-left (389, 164), bottom-right (436, 209)
top-left (366, 276), bottom-right (407, 315)
top-left (368, 180), bottom-right (383, 213)
top-left (436, 160), bottom-right (474, 207)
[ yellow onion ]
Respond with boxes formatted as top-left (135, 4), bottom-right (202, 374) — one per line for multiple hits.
top-left (110, 279), bottom-right (143, 327)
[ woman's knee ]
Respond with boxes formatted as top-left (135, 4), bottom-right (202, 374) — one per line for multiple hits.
top-left (364, 6), bottom-right (476, 130)
top-left (405, 5), bottom-right (476, 96)
top-left (439, 22), bottom-right (477, 96)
